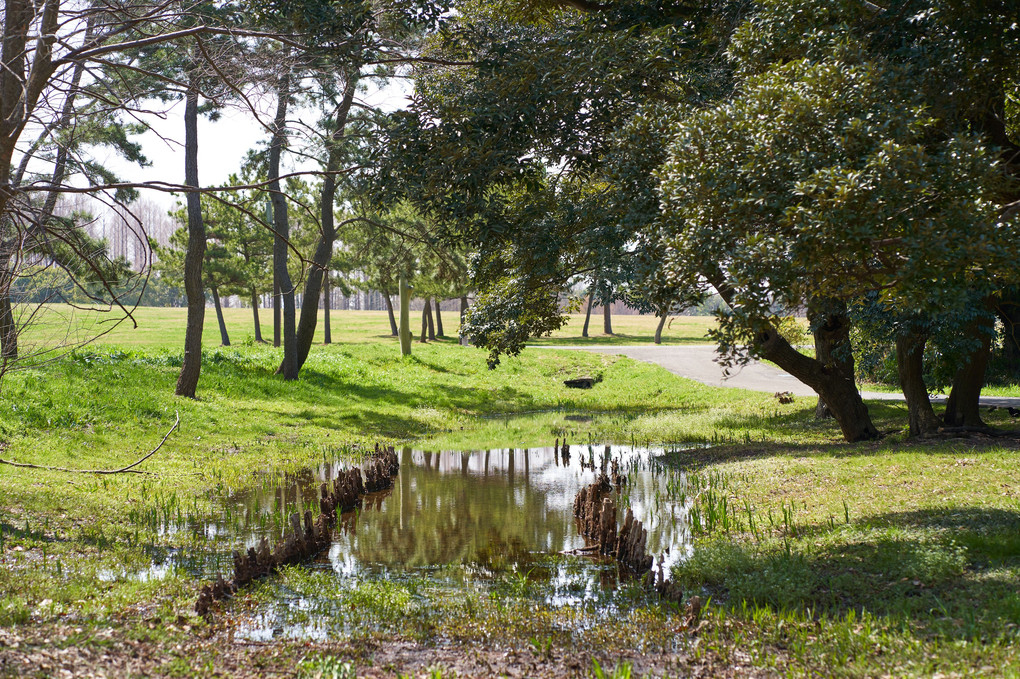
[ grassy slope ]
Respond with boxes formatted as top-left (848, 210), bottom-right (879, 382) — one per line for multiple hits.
top-left (1, 306), bottom-right (1019, 677)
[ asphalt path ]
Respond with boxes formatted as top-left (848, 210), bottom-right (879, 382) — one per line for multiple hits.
top-left (534, 344), bottom-right (1020, 408)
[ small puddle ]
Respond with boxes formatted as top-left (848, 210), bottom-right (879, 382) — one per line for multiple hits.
top-left (136, 445), bottom-right (700, 640)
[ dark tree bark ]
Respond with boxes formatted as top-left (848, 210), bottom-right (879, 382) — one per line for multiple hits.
top-left (582, 287), bottom-right (595, 337)
top-left (269, 68), bottom-right (297, 380)
top-left (755, 326), bottom-right (879, 441)
top-left (944, 310), bottom-right (994, 427)
top-left (175, 85), bottom-right (206, 398)
top-left (273, 276), bottom-right (280, 347)
top-left (603, 293), bottom-right (613, 335)
top-left (287, 77), bottom-right (357, 372)
top-left (426, 297), bottom-right (436, 340)
top-left (654, 311), bottom-right (667, 344)
top-left (322, 275), bottom-right (331, 345)
top-left (211, 286), bottom-right (229, 346)
top-left (0, 281), bottom-right (16, 366)
top-left (419, 300), bottom-right (428, 343)
top-left (896, 330), bottom-right (940, 437)
top-left (810, 300), bottom-right (857, 420)
top-left (434, 300), bottom-right (444, 337)
top-left (250, 288), bottom-right (265, 343)
top-left (385, 292), bottom-right (398, 336)
top-left (707, 273), bottom-right (878, 442)
top-left (460, 295), bottom-right (469, 345)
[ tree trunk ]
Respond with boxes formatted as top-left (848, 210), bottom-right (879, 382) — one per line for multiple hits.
top-left (810, 300), bottom-right (857, 420)
top-left (399, 274), bottom-right (412, 356)
top-left (0, 279), bottom-right (16, 367)
top-left (385, 293), bottom-right (398, 336)
top-left (175, 86), bottom-right (206, 398)
top-left (603, 293), bottom-right (613, 335)
top-left (944, 312), bottom-right (994, 427)
top-left (654, 311), bottom-right (667, 345)
top-left (1, 15), bottom-right (94, 368)
top-left (269, 68), bottom-right (297, 380)
top-left (896, 330), bottom-right (940, 437)
top-left (434, 300), bottom-right (444, 337)
top-left (755, 326), bottom-right (879, 442)
top-left (287, 74), bottom-right (356, 372)
top-left (582, 287), bottom-right (595, 338)
top-left (211, 286), bottom-right (229, 346)
top-left (706, 271), bottom-right (878, 442)
top-left (322, 275), bottom-right (331, 345)
top-left (420, 299), bottom-right (429, 343)
top-left (273, 276), bottom-right (280, 347)
top-left (250, 288), bottom-right (265, 343)
top-left (426, 297), bottom-right (436, 340)
top-left (460, 295), bottom-right (469, 345)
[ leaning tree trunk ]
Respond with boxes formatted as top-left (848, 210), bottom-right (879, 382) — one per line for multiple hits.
top-left (269, 67), bottom-right (297, 380)
top-left (425, 298), bottom-right (436, 341)
top-left (434, 300), bottom-right (444, 337)
top-left (707, 275), bottom-right (877, 441)
top-left (896, 330), bottom-right (940, 437)
top-left (706, 270), bottom-right (878, 442)
top-left (211, 286), bottom-right (230, 346)
top-left (287, 74), bottom-right (357, 373)
top-left (175, 85), bottom-right (206, 398)
top-left (810, 299), bottom-right (857, 420)
top-left (944, 310), bottom-right (994, 427)
top-left (385, 292), bottom-right (398, 336)
top-left (654, 311), bottom-right (667, 344)
top-left (755, 326), bottom-right (879, 441)
top-left (250, 288), bottom-right (265, 343)
top-left (582, 287), bottom-right (595, 338)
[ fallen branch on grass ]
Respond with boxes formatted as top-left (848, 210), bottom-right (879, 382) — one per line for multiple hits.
top-left (0, 412), bottom-right (180, 474)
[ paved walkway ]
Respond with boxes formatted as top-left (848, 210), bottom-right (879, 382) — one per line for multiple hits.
top-left (534, 344), bottom-right (1020, 407)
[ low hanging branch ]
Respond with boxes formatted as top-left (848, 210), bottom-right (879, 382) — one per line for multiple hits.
top-left (0, 412), bottom-right (179, 474)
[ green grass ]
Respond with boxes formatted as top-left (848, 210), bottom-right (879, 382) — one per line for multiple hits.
top-left (529, 312), bottom-right (718, 346)
top-left (2, 305), bottom-right (1019, 677)
top-left (859, 380), bottom-right (1020, 398)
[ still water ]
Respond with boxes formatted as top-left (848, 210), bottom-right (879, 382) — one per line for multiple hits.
top-left (126, 445), bottom-right (696, 639)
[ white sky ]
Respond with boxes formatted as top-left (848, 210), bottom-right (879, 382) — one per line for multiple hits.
top-left (97, 78), bottom-right (412, 211)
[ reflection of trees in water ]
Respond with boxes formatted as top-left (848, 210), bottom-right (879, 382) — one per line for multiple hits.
top-left (341, 448), bottom-right (575, 569)
top-left (202, 446), bottom-right (689, 576)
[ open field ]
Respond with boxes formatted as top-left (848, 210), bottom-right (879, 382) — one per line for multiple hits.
top-left (16, 305), bottom-right (718, 351)
top-left (531, 312), bottom-right (717, 346)
top-left (1, 308), bottom-right (1019, 677)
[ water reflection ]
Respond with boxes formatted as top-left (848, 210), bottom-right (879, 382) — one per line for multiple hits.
top-left (326, 446), bottom-right (690, 579)
top-left (123, 444), bottom-right (696, 638)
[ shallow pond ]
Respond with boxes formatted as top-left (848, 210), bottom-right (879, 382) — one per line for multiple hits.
top-left (137, 444), bottom-right (697, 640)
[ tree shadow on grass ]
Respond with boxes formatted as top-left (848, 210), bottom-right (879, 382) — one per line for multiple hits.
top-left (682, 507), bottom-right (1020, 641)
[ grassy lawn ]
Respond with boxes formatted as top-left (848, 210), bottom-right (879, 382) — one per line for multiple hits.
top-left (1, 306), bottom-right (1019, 677)
top-left (529, 312), bottom-right (717, 346)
